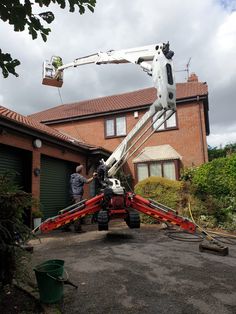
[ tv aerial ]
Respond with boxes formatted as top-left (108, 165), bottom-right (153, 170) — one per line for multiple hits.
top-left (175, 57), bottom-right (191, 80)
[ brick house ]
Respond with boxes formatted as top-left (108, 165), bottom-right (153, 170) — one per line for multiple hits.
top-left (30, 74), bottom-right (209, 185)
top-left (0, 106), bottom-right (109, 223)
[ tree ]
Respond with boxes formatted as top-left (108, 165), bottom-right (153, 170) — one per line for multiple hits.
top-left (0, 0), bottom-right (96, 78)
top-left (208, 143), bottom-right (236, 161)
top-left (208, 145), bottom-right (226, 161)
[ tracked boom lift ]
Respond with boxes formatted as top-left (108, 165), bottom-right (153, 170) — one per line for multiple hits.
top-left (40, 43), bottom-right (228, 255)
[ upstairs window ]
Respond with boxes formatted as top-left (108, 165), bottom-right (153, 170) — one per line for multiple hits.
top-left (153, 111), bottom-right (177, 131)
top-left (105, 116), bottom-right (126, 138)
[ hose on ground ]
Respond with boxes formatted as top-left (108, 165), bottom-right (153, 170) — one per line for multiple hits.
top-left (164, 229), bottom-right (204, 242)
top-left (188, 202), bottom-right (236, 245)
top-left (162, 203), bottom-right (236, 245)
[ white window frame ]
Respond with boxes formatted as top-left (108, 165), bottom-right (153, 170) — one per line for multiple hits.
top-left (153, 111), bottom-right (177, 131)
top-left (105, 116), bottom-right (126, 138)
top-left (136, 160), bottom-right (178, 182)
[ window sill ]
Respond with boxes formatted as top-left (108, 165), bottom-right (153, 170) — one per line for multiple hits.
top-left (105, 134), bottom-right (127, 139)
top-left (154, 127), bottom-right (178, 133)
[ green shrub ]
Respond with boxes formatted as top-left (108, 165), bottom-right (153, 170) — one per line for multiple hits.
top-left (135, 176), bottom-right (184, 224)
top-left (181, 154), bottom-right (236, 231)
top-left (191, 154), bottom-right (236, 197)
top-left (180, 167), bottom-right (198, 183)
top-left (134, 156), bottom-right (236, 231)
top-left (198, 215), bottom-right (218, 229)
top-left (135, 176), bottom-right (183, 209)
top-left (0, 173), bottom-right (33, 287)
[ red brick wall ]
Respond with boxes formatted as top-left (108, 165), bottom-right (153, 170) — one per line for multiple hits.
top-left (51, 100), bottom-right (208, 182)
top-left (142, 102), bottom-right (208, 166)
top-left (0, 129), bottom-right (92, 201)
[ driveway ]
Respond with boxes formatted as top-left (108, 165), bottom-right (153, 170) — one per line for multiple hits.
top-left (31, 222), bottom-right (236, 314)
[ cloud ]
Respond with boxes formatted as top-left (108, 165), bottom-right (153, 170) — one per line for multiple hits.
top-left (207, 123), bottom-right (236, 147)
top-left (219, 0), bottom-right (236, 11)
top-left (0, 0), bottom-right (236, 147)
top-left (208, 133), bottom-right (236, 147)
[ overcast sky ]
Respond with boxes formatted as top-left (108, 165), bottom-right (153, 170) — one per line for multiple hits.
top-left (0, 0), bottom-right (236, 147)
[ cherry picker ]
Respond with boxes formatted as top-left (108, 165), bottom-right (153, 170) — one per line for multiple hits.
top-left (39, 43), bottom-right (228, 256)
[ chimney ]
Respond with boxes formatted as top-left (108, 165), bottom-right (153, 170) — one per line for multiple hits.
top-left (188, 73), bottom-right (198, 82)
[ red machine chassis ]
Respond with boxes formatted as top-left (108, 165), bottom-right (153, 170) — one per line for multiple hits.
top-left (39, 192), bottom-right (196, 234)
top-left (37, 192), bottom-right (229, 256)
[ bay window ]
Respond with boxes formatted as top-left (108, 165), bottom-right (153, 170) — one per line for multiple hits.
top-left (136, 160), bottom-right (178, 181)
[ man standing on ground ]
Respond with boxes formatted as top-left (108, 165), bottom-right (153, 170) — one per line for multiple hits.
top-left (70, 165), bottom-right (97, 202)
top-left (70, 165), bottom-right (97, 232)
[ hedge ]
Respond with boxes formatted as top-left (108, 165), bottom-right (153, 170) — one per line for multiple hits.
top-left (134, 176), bottom-right (185, 224)
top-left (191, 154), bottom-right (236, 197)
top-left (181, 154), bottom-right (236, 231)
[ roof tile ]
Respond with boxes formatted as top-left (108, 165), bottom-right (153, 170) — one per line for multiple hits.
top-left (0, 106), bottom-right (96, 149)
top-left (29, 82), bottom-right (208, 123)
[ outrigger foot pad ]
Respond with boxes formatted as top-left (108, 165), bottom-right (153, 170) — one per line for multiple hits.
top-left (199, 242), bottom-right (229, 256)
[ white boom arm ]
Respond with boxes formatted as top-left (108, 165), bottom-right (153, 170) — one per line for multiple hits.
top-left (42, 43), bottom-right (176, 178)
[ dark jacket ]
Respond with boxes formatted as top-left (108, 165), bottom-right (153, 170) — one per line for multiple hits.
top-left (70, 173), bottom-right (88, 196)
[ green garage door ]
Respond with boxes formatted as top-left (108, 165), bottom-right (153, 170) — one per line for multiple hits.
top-left (0, 144), bottom-right (32, 226)
top-left (40, 155), bottom-right (76, 220)
top-left (0, 144), bottom-right (31, 191)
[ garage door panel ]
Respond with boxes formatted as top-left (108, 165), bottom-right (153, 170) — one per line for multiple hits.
top-left (0, 144), bottom-right (31, 191)
top-left (40, 155), bottom-right (75, 220)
